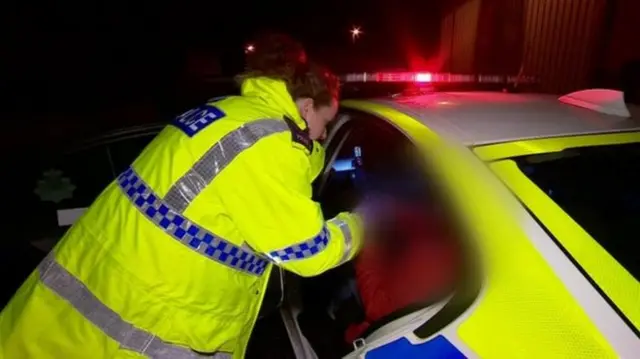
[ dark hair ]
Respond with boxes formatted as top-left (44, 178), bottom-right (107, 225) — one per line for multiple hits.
top-left (237, 32), bottom-right (340, 108)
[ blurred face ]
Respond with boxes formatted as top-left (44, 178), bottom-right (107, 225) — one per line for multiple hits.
top-left (296, 98), bottom-right (338, 141)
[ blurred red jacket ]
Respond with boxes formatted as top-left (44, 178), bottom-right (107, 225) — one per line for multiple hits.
top-left (344, 205), bottom-right (460, 343)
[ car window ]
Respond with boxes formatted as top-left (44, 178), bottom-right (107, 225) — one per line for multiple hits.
top-left (308, 110), bottom-right (471, 348)
top-left (319, 110), bottom-right (432, 218)
top-left (516, 142), bottom-right (640, 280)
top-left (107, 133), bottom-right (159, 174)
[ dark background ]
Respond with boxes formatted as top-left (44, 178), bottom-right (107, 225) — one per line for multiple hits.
top-left (0, 1), bottom-right (638, 355)
top-left (1, 0), bottom-right (639, 149)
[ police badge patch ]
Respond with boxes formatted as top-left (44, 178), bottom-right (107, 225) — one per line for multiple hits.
top-left (172, 105), bottom-right (226, 137)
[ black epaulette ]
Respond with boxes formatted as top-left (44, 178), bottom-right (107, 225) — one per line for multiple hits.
top-left (283, 116), bottom-right (313, 152)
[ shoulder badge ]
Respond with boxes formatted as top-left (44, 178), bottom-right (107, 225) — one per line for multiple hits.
top-left (283, 116), bottom-right (313, 152)
top-left (172, 104), bottom-right (226, 137)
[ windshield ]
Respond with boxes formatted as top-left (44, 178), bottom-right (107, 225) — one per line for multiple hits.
top-left (515, 142), bottom-right (640, 280)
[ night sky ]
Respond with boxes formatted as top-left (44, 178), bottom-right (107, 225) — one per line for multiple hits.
top-left (0, 1), bottom-right (442, 147)
top-left (2, 2), bottom-right (441, 106)
top-left (2, 1), bottom-right (639, 142)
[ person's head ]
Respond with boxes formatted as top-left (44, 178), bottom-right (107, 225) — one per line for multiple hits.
top-left (238, 32), bottom-right (340, 140)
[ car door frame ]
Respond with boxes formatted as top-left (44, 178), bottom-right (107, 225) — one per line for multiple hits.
top-left (315, 107), bottom-right (414, 195)
top-left (325, 108), bottom-right (456, 343)
top-left (280, 106), bottom-right (480, 358)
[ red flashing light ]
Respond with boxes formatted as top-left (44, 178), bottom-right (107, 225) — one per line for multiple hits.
top-left (415, 73), bottom-right (432, 82)
top-left (342, 72), bottom-right (536, 84)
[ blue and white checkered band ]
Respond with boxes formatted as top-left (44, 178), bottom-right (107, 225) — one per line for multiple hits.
top-left (118, 167), bottom-right (269, 276)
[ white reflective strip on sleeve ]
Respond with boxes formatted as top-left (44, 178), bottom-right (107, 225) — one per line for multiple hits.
top-left (163, 119), bottom-right (289, 213)
top-left (329, 218), bottom-right (354, 265)
top-left (38, 253), bottom-right (230, 359)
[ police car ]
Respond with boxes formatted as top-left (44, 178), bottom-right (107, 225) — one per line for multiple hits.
top-left (272, 72), bottom-right (640, 359)
top-left (13, 72), bottom-right (640, 358)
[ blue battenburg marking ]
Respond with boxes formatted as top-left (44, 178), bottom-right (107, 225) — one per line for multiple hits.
top-left (172, 105), bottom-right (226, 137)
top-left (117, 167), bottom-right (269, 276)
top-left (268, 228), bottom-right (330, 262)
top-left (366, 335), bottom-right (466, 359)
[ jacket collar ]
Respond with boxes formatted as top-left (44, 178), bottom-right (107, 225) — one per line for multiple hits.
top-left (240, 77), bottom-right (307, 129)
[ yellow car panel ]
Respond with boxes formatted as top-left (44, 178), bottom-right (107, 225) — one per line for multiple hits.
top-left (487, 135), bottom-right (640, 329)
top-left (341, 100), bottom-right (622, 358)
top-left (474, 131), bottom-right (640, 161)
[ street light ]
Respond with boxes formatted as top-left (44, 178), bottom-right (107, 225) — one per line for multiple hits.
top-left (245, 44), bottom-right (255, 54)
top-left (350, 26), bottom-right (362, 42)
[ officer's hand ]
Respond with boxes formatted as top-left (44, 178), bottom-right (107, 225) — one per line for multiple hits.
top-left (354, 194), bottom-right (396, 238)
top-left (354, 195), bottom-right (385, 224)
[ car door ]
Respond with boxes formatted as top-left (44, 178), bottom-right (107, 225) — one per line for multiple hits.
top-left (503, 141), bottom-right (640, 334)
top-left (0, 143), bottom-right (115, 306)
top-left (27, 144), bottom-right (115, 252)
top-left (26, 127), bottom-right (163, 253)
top-left (314, 108), bottom-right (476, 359)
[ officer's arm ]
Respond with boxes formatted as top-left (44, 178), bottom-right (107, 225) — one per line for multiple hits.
top-left (219, 134), bottom-right (364, 277)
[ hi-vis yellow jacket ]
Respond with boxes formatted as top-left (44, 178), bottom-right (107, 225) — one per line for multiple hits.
top-left (0, 77), bottom-right (363, 359)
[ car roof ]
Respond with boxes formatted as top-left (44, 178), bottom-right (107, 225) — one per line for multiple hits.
top-left (371, 91), bottom-right (640, 146)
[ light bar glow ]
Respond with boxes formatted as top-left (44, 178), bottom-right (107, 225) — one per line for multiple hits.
top-left (342, 72), bottom-right (536, 84)
top-left (415, 73), bottom-right (432, 82)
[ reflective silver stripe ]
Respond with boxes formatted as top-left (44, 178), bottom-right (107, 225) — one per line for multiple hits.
top-left (118, 168), bottom-right (269, 276)
top-left (38, 253), bottom-right (231, 359)
top-left (330, 218), bottom-right (354, 264)
top-left (164, 119), bottom-right (289, 213)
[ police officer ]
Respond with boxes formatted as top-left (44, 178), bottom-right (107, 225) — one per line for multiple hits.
top-left (0, 33), bottom-right (364, 358)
